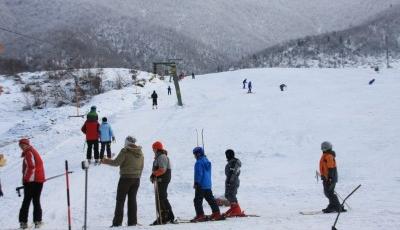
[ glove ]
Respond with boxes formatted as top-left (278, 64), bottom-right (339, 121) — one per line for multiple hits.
top-left (150, 174), bottom-right (156, 183)
top-left (193, 182), bottom-right (200, 189)
top-left (112, 137), bottom-right (116, 143)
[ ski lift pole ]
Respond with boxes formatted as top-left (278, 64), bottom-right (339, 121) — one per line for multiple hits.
top-left (332, 184), bottom-right (361, 230)
top-left (65, 160), bottom-right (72, 230)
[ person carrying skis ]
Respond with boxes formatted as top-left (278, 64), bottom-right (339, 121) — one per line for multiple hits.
top-left (150, 141), bottom-right (175, 225)
top-left (0, 154), bottom-right (6, 197)
top-left (99, 117), bottom-right (115, 159)
top-left (102, 136), bottom-right (144, 227)
top-left (247, 81), bottom-right (252, 93)
top-left (191, 147), bottom-right (224, 222)
top-left (319, 141), bottom-right (346, 213)
top-left (242, 79), bottom-right (247, 89)
top-left (151, 91), bottom-right (158, 109)
top-left (81, 113), bottom-right (100, 164)
top-left (223, 149), bottom-right (243, 217)
top-left (167, 86), bottom-right (172, 95)
top-left (18, 139), bottom-right (45, 229)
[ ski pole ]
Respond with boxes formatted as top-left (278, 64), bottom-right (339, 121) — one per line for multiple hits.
top-left (154, 180), bottom-right (163, 224)
top-left (332, 184), bottom-right (361, 230)
top-left (196, 129), bottom-right (199, 147)
top-left (201, 129), bottom-right (204, 153)
top-left (335, 191), bottom-right (351, 210)
top-left (65, 161), bottom-right (72, 230)
top-left (16, 171), bottom-right (73, 197)
top-left (81, 161), bottom-right (89, 230)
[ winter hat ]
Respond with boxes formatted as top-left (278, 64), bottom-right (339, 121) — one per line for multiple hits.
top-left (152, 141), bottom-right (164, 151)
top-left (19, 138), bottom-right (30, 146)
top-left (193, 146), bottom-right (204, 156)
top-left (90, 106), bottom-right (96, 111)
top-left (125, 136), bottom-right (137, 147)
top-left (321, 141), bottom-right (332, 152)
top-left (225, 149), bottom-right (235, 160)
top-left (102, 117), bottom-right (107, 122)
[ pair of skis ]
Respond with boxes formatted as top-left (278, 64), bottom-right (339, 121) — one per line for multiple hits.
top-left (196, 128), bottom-right (205, 151)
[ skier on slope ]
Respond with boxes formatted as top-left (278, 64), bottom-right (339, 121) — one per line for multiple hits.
top-left (81, 111), bottom-right (100, 164)
top-left (191, 147), bottom-right (224, 222)
top-left (167, 86), bottom-right (172, 95)
top-left (99, 117), bottom-right (115, 159)
top-left (151, 91), bottom-right (158, 109)
top-left (18, 139), bottom-right (45, 229)
top-left (192, 72), bottom-right (195, 79)
top-left (102, 136), bottom-right (144, 227)
top-left (223, 149), bottom-right (243, 217)
top-left (242, 79), bottom-right (247, 89)
top-left (319, 141), bottom-right (346, 213)
top-left (150, 141), bottom-right (175, 225)
top-left (0, 154), bottom-right (6, 197)
top-left (247, 81), bottom-right (252, 93)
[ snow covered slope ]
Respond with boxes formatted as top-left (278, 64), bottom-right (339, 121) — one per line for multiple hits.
top-left (0, 67), bottom-right (400, 229)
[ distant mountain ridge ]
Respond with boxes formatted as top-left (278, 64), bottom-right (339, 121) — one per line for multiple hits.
top-left (0, 0), bottom-right (399, 73)
top-left (236, 4), bottom-right (400, 69)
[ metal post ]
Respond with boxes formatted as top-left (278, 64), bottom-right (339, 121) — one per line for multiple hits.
top-left (65, 161), bottom-right (72, 230)
top-left (171, 64), bottom-right (183, 106)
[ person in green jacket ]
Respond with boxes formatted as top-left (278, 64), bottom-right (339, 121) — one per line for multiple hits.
top-left (102, 136), bottom-right (144, 227)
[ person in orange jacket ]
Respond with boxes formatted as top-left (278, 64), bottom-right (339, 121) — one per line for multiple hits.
top-left (319, 141), bottom-right (345, 213)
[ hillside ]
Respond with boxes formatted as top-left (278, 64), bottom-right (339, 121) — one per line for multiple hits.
top-left (0, 67), bottom-right (400, 229)
top-left (237, 4), bottom-right (400, 69)
top-left (0, 0), bottom-right (399, 73)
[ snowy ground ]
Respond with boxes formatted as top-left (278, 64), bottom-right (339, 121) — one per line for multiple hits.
top-left (1, 67), bottom-right (400, 229)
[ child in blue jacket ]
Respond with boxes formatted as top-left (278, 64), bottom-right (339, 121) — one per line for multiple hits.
top-left (99, 117), bottom-right (115, 159)
top-left (191, 147), bottom-right (224, 222)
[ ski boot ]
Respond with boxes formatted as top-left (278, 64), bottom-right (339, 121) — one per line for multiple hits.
top-left (209, 211), bottom-right (225, 221)
top-left (19, 222), bottom-right (28, 229)
top-left (34, 221), bottom-right (43, 228)
top-left (190, 214), bottom-right (207, 222)
top-left (224, 203), bottom-right (243, 217)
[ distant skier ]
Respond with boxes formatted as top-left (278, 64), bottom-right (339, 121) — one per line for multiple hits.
top-left (223, 149), bottom-right (243, 217)
top-left (0, 154), bottom-right (6, 197)
top-left (150, 141), bottom-right (175, 225)
top-left (242, 79), bottom-right (247, 89)
top-left (369, 79), bottom-right (375, 85)
top-left (167, 86), bottom-right (172, 95)
top-left (87, 105), bottom-right (98, 121)
top-left (18, 139), bottom-right (45, 229)
top-left (81, 113), bottom-right (100, 164)
top-left (319, 141), bottom-right (346, 213)
top-left (99, 117), bottom-right (115, 159)
top-left (191, 147), bottom-right (224, 222)
top-left (102, 136), bottom-right (144, 227)
top-left (280, 84), bottom-right (287, 91)
top-left (151, 91), bottom-right (158, 109)
top-left (192, 72), bottom-right (195, 79)
top-left (247, 81), bottom-right (252, 93)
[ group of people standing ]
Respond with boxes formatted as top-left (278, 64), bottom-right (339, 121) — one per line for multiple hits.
top-left (101, 136), bottom-right (244, 226)
top-left (81, 106), bottom-right (116, 164)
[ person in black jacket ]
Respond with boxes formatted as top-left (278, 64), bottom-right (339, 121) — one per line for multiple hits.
top-left (223, 149), bottom-right (243, 217)
top-left (151, 91), bottom-right (158, 109)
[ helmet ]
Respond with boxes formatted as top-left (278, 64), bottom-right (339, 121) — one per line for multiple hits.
top-left (321, 141), bottom-right (332, 151)
top-left (193, 147), bottom-right (204, 156)
top-left (152, 141), bottom-right (164, 151)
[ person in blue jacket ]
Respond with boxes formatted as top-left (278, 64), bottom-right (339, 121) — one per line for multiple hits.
top-left (99, 117), bottom-right (115, 159)
top-left (191, 147), bottom-right (224, 222)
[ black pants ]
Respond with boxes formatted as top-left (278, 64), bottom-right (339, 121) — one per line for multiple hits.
top-left (225, 181), bottom-right (239, 203)
top-left (86, 140), bottom-right (99, 160)
top-left (168, 90), bottom-right (171, 95)
top-left (152, 99), bottom-right (158, 106)
top-left (113, 178), bottom-right (140, 226)
top-left (100, 141), bottom-right (112, 159)
top-left (323, 181), bottom-right (340, 209)
top-left (155, 181), bottom-right (174, 222)
top-left (194, 187), bottom-right (220, 216)
top-left (19, 182), bottom-right (43, 223)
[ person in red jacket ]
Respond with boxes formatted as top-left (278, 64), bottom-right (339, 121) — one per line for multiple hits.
top-left (81, 117), bottom-right (100, 164)
top-left (18, 139), bottom-right (45, 229)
